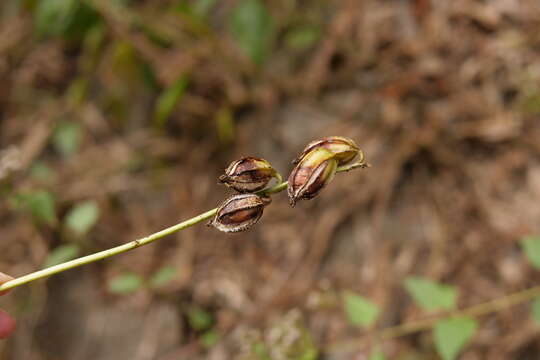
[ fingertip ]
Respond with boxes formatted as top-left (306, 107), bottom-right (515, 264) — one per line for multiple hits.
top-left (0, 309), bottom-right (16, 339)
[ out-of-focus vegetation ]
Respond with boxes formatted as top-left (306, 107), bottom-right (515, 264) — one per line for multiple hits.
top-left (1, 0), bottom-right (540, 359)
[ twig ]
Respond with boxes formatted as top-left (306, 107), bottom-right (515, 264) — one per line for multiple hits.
top-left (0, 162), bottom-right (367, 292)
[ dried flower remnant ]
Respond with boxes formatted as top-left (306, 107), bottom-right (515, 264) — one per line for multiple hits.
top-left (292, 136), bottom-right (362, 166)
top-left (287, 147), bottom-right (338, 207)
top-left (219, 157), bottom-right (281, 193)
top-left (209, 193), bottom-right (271, 233)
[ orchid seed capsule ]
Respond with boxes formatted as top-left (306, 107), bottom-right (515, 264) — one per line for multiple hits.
top-left (219, 157), bottom-right (280, 193)
top-left (292, 136), bottom-right (362, 166)
top-left (209, 193), bottom-right (271, 233)
top-left (287, 147), bottom-right (338, 207)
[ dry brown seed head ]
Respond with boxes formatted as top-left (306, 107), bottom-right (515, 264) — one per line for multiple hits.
top-left (292, 136), bottom-right (362, 166)
top-left (287, 147), bottom-right (338, 207)
top-left (219, 157), bottom-right (279, 193)
top-left (209, 193), bottom-right (271, 233)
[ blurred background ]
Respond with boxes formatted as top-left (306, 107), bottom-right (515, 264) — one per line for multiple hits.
top-left (1, 0), bottom-right (540, 359)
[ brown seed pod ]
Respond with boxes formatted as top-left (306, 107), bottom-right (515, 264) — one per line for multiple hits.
top-left (208, 193), bottom-right (271, 233)
top-left (287, 147), bottom-right (338, 207)
top-left (292, 136), bottom-right (362, 166)
top-left (219, 157), bottom-right (280, 193)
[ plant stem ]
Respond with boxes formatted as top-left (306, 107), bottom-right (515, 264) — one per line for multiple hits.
top-left (0, 162), bottom-right (368, 292)
top-left (0, 208), bottom-right (218, 292)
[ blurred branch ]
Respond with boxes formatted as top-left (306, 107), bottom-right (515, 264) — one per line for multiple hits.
top-left (328, 284), bottom-right (540, 354)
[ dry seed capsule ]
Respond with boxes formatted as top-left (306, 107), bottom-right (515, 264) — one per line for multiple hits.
top-left (292, 136), bottom-right (362, 166)
top-left (287, 147), bottom-right (338, 207)
top-left (219, 157), bottom-right (280, 193)
top-left (209, 193), bottom-right (271, 233)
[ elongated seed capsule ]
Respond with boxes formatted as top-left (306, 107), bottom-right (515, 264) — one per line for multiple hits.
top-left (219, 157), bottom-right (280, 193)
top-left (287, 147), bottom-right (338, 207)
top-left (292, 136), bottom-right (362, 166)
top-left (209, 193), bottom-right (271, 233)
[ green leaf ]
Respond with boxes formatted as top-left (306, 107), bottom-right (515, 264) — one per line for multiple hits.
top-left (253, 343), bottom-right (270, 360)
top-left (16, 190), bottom-right (57, 226)
top-left (34, 0), bottom-right (78, 36)
top-left (230, 0), bottom-right (274, 64)
top-left (434, 317), bottom-right (477, 360)
top-left (188, 306), bottom-right (213, 331)
top-left (34, 0), bottom-right (99, 39)
top-left (215, 107), bottom-right (235, 144)
top-left (52, 122), bottom-right (82, 157)
top-left (154, 75), bottom-right (189, 127)
top-left (521, 235), bottom-right (540, 269)
top-left (108, 273), bottom-right (144, 295)
top-left (64, 200), bottom-right (99, 236)
top-left (30, 162), bottom-right (56, 183)
top-left (532, 297), bottom-right (540, 325)
top-left (65, 2), bottom-right (101, 40)
top-left (66, 77), bottom-right (89, 107)
top-left (149, 266), bottom-right (177, 288)
top-left (192, 0), bottom-right (217, 17)
top-left (285, 26), bottom-right (320, 50)
top-left (343, 291), bottom-right (380, 328)
top-left (404, 276), bottom-right (457, 311)
top-left (45, 244), bottom-right (80, 267)
top-left (201, 330), bottom-right (220, 348)
top-left (369, 348), bottom-right (386, 360)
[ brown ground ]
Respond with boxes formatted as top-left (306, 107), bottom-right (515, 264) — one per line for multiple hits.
top-left (1, 0), bottom-right (540, 359)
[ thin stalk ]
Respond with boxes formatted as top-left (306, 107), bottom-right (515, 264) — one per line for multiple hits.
top-left (0, 208), bottom-right (218, 292)
top-left (379, 284), bottom-right (540, 340)
top-left (0, 162), bottom-right (368, 292)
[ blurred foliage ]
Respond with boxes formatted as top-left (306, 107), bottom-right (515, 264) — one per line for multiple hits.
top-left (284, 25), bottom-right (320, 50)
top-left (434, 317), bottom-right (478, 360)
top-left (64, 200), bottom-right (100, 236)
top-left (342, 290), bottom-right (380, 328)
top-left (230, 0), bottom-right (274, 64)
top-left (12, 190), bottom-right (57, 226)
top-left (45, 244), bottom-right (80, 267)
top-left (404, 277), bottom-right (457, 311)
top-left (154, 75), bottom-right (189, 128)
top-left (201, 330), bottom-right (220, 348)
top-left (30, 162), bottom-right (56, 183)
top-left (187, 306), bottom-right (214, 331)
top-left (52, 122), bottom-right (82, 157)
top-left (149, 266), bottom-right (177, 288)
top-left (34, 0), bottom-right (100, 39)
top-left (521, 235), bottom-right (540, 269)
top-left (108, 272), bottom-right (144, 295)
top-left (532, 298), bottom-right (540, 326)
top-left (368, 348), bottom-right (386, 360)
top-left (215, 107), bottom-right (235, 144)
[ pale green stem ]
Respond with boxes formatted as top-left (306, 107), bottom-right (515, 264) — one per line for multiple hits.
top-left (0, 161), bottom-right (367, 292)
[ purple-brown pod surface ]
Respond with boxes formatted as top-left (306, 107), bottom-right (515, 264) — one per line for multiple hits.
top-left (209, 193), bottom-right (271, 233)
top-left (219, 157), bottom-right (280, 193)
top-left (287, 147), bottom-right (338, 207)
top-left (292, 136), bottom-right (362, 166)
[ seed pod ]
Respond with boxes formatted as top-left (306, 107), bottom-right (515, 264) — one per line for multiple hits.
top-left (209, 193), bottom-right (271, 233)
top-left (287, 147), bottom-right (338, 207)
top-left (292, 136), bottom-right (362, 166)
top-left (219, 157), bottom-right (280, 193)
